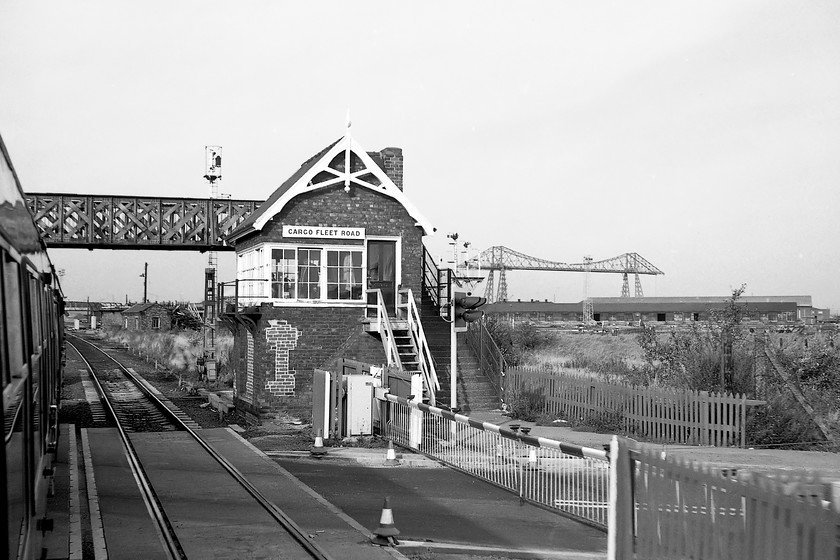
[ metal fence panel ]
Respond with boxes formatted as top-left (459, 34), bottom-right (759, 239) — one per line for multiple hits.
top-left (381, 395), bottom-right (611, 529)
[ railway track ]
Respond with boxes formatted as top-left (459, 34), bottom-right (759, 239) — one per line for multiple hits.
top-left (65, 334), bottom-right (335, 560)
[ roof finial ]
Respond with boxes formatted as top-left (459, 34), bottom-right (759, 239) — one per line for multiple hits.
top-left (345, 108), bottom-right (352, 130)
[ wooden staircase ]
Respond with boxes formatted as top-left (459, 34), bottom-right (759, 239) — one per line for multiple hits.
top-left (392, 329), bottom-right (420, 378)
top-left (419, 292), bottom-right (500, 413)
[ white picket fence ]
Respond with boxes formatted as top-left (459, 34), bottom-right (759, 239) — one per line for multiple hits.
top-left (506, 367), bottom-right (764, 447)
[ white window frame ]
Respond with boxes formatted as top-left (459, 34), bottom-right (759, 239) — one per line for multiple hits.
top-left (236, 242), bottom-right (372, 307)
top-left (152, 316), bottom-right (161, 330)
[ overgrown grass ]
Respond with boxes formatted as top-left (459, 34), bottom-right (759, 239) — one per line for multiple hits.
top-left (521, 332), bottom-right (644, 380)
top-left (97, 326), bottom-right (234, 388)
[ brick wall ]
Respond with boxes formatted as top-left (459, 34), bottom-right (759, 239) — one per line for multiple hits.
top-left (124, 305), bottom-right (172, 331)
top-left (238, 186), bottom-right (424, 299)
top-left (379, 147), bottom-right (403, 191)
top-left (231, 306), bottom-right (389, 420)
top-left (229, 146), bottom-right (427, 422)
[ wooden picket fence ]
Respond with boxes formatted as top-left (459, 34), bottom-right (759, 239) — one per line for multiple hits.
top-left (610, 438), bottom-right (840, 560)
top-left (505, 367), bottom-right (764, 447)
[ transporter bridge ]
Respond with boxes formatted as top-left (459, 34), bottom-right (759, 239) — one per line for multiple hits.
top-left (464, 246), bottom-right (664, 303)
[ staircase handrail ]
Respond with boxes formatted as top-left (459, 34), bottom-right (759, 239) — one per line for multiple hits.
top-left (465, 319), bottom-right (507, 399)
top-left (365, 288), bottom-right (403, 370)
top-left (422, 246), bottom-right (453, 313)
top-left (398, 289), bottom-right (440, 404)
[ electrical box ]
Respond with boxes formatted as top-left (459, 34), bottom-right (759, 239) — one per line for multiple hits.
top-left (344, 375), bottom-right (373, 436)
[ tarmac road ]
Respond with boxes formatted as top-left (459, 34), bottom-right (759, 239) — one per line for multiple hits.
top-left (273, 454), bottom-right (608, 560)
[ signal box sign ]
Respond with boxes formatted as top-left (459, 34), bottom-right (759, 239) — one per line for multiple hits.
top-left (283, 225), bottom-right (365, 240)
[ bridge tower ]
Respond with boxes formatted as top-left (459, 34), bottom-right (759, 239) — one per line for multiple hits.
top-left (202, 146), bottom-right (222, 381)
top-left (483, 270), bottom-right (495, 303)
top-left (497, 268), bottom-right (508, 302)
top-left (621, 273), bottom-right (631, 297)
top-left (582, 255), bottom-right (594, 324)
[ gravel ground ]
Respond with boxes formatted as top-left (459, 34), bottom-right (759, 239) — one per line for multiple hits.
top-left (61, 332), bottom-right (326, 451)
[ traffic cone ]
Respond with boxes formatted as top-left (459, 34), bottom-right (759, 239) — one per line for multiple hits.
top-left (383, 440), bottom-right (401, 466)
top-left (371, 496), bottom-right (400, 546)
top-left (527, 447), bottom-right (539, 470)
top-left (310, 429), bottom-right (327, 458)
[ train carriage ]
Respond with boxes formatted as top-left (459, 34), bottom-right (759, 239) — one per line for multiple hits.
top-left (1, 132), bottom-right (65, 560)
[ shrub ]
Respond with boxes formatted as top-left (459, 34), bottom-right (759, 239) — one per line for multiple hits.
top-left (573, 408), bottom-right (625, 434)
top-left (506, 388), bottom-right (546, 422)
top-left (746, 401), bottom-right (822, 450)
top-left (484, 319), bottom-right (547, 366)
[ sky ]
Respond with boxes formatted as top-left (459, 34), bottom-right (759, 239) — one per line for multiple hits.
top-left (1, 1), bottom-right (839, 311)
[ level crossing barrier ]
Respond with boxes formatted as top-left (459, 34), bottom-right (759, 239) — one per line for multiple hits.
top-left (379, 394), bottom-right (611, 529)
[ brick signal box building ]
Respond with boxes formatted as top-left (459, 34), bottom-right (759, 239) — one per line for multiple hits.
top-left (221, 131), bottom-right (435, 422)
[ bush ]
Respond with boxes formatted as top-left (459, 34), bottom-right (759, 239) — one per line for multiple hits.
top-left (573, 408), bottom-right (625, 434)
top-left (100, 326), bottom-right (234, 388)
top-left (485, 319), bottom-right (546, 366)
top-left (506, 388), bottom-right (546, 422)
top-left (746, 401), bottom-right (823, 450)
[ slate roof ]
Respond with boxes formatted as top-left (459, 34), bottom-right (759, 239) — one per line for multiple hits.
top-left (124, 302), bottom-right (167, 314)
top-left (227, 138), bottom-right (341, 243)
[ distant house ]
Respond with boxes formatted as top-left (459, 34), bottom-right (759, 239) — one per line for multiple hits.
top-left (123, 303), bottom-right (172, 331)
top-left (100, 305), bottom-right (128, 329)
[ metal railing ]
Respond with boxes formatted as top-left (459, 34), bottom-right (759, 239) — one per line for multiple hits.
top-left (422, 246), bottom-right (452, 313)
top-left (217, 279), bottom-right (270, 313)
top-left (365, 289), bottom-right (403, 370)
top-left (381, 393), bottom-right (611, 530)
top-left (465, 320), bottom-right (506, 399)
top-left (397, 289), bottom-right (440, 403)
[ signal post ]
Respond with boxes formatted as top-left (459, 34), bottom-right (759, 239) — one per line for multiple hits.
top-left (450, 290), bottom-right (487, 409)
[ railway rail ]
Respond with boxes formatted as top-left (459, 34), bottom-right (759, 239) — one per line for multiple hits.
top-left (65, 334), bottom-right (335, 560)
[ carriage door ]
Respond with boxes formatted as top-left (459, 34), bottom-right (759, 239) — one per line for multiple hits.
top-left (367, 240), bottom-right (396, 315)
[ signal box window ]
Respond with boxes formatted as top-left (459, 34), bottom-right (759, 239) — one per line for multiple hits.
top-left (326, 250), bottom-right (363, 300)
top-left (253, 244), bottom-right (366, 304)
top-left (271, 249), bottom-right (296, 299)
top-left (297, 248), bottom-right (321, 299)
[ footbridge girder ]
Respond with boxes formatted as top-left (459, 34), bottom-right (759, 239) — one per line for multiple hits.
top-left (24, 192), bottom-right (263, 250)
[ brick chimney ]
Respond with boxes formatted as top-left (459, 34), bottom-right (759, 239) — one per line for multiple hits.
top-left (379, 147), bottom-right (404, 191)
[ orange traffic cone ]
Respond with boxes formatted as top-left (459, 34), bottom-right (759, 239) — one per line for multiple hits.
top-left (371, 496), bottom-right (400, 546)
top-left (310, 429), bottom-right (327, 458)
top-left (383, 440), bottom-right (401, 466)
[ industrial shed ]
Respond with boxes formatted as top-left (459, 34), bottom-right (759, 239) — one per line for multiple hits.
top-left (485, 296), bottom-right (816, 326)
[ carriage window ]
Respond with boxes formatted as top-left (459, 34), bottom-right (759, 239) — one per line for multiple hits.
top-left (4, 257), bottom-right (24, 381)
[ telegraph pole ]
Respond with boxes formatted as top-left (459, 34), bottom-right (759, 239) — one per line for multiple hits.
top-left (141, 262), bottom-right (148, 303)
